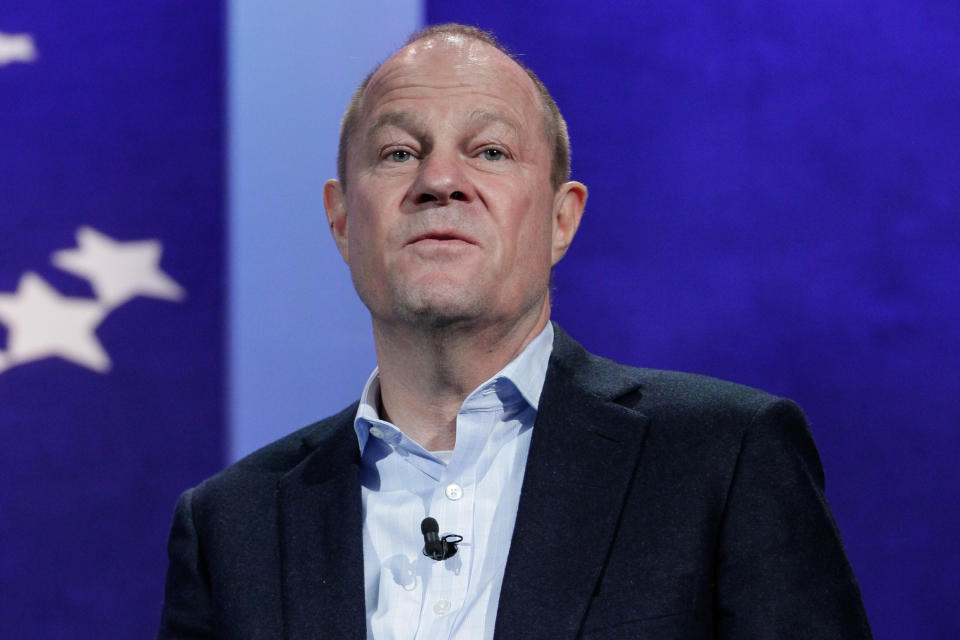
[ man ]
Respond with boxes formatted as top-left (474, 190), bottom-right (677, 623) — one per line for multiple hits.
top-left (158, 24), bottom-right (872, 639)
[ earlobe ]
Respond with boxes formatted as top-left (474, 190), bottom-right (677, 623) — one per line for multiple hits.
top-left (323, 179), bottom-right (349, 262)
top-left (551, 181), bottom-right (587, 265)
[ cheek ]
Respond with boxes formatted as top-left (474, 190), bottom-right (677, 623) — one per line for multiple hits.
top-left (345, 215), bottom-right (371, 264)
top-left (346, 193), bottom-right (388, 261)
top-left (347, 178), bottom-right (409, 246)
top-left (513, 194), bottom-right (555, 255)
top-left (501, 209), bottom-right (554, 282)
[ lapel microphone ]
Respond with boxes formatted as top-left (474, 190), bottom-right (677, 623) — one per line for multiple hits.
top-left (421, 517), bottom-right (463, 561)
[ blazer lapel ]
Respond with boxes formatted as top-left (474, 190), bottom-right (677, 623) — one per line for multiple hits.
top-left (495, 327), bottom-right (651, 639)
top-left (277, 413), bottom-right (367, 640)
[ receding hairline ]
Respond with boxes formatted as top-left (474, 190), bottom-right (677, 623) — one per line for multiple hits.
top-left (336, 24), bottom-right (571, 191)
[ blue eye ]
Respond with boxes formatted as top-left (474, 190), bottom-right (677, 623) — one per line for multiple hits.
top-left (389, 150), bottom-right (412, 162)
top-left (482, 148), bottom-right (505, 161)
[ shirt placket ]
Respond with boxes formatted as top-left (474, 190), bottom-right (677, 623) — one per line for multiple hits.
top-left (418, 397), bottom-right (494, 638)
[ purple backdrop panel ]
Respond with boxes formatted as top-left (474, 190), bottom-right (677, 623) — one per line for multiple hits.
top-left (427, 1), bottom-right (960, 637)
top-left (0, 2), bottom-right (223, 637)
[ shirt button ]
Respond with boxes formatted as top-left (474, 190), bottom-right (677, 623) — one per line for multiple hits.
top-left (433, 599), bottom-right (452, 615)
top-left (369, 426), bottom-right (384, 439)
top-left (445, 483), bottom-right (463, 501)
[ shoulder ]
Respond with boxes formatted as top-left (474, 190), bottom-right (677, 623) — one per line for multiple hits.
top-left (184, 402), bottom-right (359, 509)
top-left (551, 327), bottom-right (824, 496)
top-left (551, 322), bottom-right (786, 418)
top-left (630, 366), bottom-right (785, 420)
top-left (549, 323), bottom-right (808, 448)
top-left (620, 362), bottom-right (805, 453)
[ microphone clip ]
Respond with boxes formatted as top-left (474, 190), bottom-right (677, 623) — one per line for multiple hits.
top-left (423, 533), bottom-right (463, 561)
top-left (421, 517), bottom-right (462, 561)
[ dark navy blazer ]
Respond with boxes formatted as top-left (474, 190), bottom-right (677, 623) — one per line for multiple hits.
top-left (158, 324), bottom-right (872, 639)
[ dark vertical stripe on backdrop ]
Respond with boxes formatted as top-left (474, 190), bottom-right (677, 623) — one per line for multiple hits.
top-left (426, 2), bottom-right (960, 638)
top-left (0, 2), bottom-right (224, 637)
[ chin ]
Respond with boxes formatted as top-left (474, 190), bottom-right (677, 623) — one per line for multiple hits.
top-left (391, 285), bottom-right (490, 329)
top-left (397, 299), bottom-right (485, 329)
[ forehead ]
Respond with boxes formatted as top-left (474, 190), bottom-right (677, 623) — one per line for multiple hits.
top-left (360, 35), bottom-right (544, 132)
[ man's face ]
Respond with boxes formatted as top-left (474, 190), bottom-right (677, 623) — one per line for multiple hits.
top-left (325, 35), bottom-right (584, 331)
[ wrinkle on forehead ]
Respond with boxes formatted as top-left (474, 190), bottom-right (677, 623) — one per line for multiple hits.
top-left (465, 110), bottom-right (521, 137)
top-left (370, 109), bottom-right (518, 135)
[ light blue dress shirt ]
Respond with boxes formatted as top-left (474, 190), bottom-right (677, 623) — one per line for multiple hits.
top-left (354, 323), bottom-right (554, 640)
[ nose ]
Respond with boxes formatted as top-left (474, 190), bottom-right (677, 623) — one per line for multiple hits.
top-left (411, 149), bottom-right (472, 206)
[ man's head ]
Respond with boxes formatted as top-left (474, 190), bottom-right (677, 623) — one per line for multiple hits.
top-left (323, 24), bottom-right (587, 332)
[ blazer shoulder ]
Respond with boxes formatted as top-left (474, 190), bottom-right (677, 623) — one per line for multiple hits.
top-left (632, 367), bottom-right (781, 414)
top-left (551, 323), bottom-right (785, 422)
top-left (187, 401), bottom-right (359, 505)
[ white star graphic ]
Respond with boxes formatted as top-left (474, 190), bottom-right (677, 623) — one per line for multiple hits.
top-left (51, 226), bottom-right (186, 309)
top-left (0, 32), bottom-right (37, 66)
top-left (0, 272), bottom-right (111, 373)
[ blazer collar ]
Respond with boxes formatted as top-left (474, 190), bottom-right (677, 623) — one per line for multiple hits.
top-left (276, 404), bottom-right (367, 640)
top-left (495, 323), bottom-right (651, 638)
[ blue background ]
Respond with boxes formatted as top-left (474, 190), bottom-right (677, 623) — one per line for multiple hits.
top-left (1, 1), bottom-right (957, 637)
top-left (0, 2), bottom-right (223, 638)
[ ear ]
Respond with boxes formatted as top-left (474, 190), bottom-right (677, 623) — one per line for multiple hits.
top-left (323, 179), bottom-right (349, 262)
top-left (550, 181), bottom-right (587, 265)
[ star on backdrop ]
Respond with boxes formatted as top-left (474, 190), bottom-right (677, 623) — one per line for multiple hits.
top-left (0, 226), bottom-right (186, 375)
top-left (0, 32), bottom-right (37, 66)
top-left (52, 226), bottom-right (186, 309)
top-left (0, 272), bottom-right (111, 372)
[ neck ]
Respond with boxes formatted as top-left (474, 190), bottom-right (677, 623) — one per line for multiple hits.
top-left (371, 300), bottom-right (550, 451)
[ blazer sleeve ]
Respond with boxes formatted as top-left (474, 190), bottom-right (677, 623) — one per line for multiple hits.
top-left (156, 488), bottom-right (215, 639)
top-left (715, 398), bottom-right (873, 639)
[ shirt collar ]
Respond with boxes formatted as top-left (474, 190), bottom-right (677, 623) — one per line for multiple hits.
top-left (489, 321), bottom-right (553, 411)
top-left (353, 322), bottom-right (554, 455)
